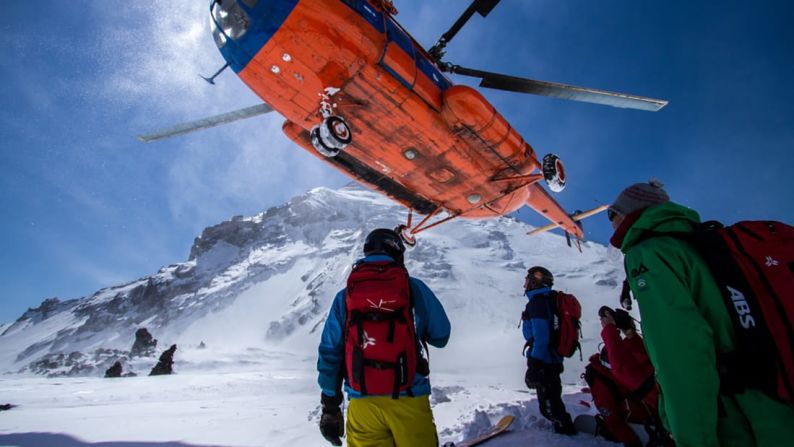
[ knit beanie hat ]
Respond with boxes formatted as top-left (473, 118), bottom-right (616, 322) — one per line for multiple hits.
top-left (610, 179), bottom-right (669, 216)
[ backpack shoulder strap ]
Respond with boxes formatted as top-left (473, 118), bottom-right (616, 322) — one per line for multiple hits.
top-left (631, 220), bottom-right (724, 246)
top-left (403, 273), bottom-right (432, 375)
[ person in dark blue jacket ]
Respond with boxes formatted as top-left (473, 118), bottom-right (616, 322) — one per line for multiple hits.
top-left (317, 228), bottom-right (451, 446)
top-left (521, 266), bottom-right (577, 435)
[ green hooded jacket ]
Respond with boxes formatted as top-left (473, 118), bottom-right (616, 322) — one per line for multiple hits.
top-left (618, 202), bottom-right (794, 447)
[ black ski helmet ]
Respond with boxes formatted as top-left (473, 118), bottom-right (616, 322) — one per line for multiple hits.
top-left (363, 228), bottom-right (405, 264)
top-left (526, 266), bottom-right (554, 290)
top-left (598, 305), bottom-right (636, 331)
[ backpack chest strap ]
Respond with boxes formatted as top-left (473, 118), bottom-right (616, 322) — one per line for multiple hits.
top-left (349, 310), bottom-right (407, 343)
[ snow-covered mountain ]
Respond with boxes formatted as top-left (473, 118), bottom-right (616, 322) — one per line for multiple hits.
top-left (1, 184), bottom-right (625, 380)
top-left (0, 184), bottom-right (633, 446)
top-left (0, 186), bottom-right (620, 378)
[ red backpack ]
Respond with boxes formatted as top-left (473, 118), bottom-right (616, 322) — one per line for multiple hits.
top-left (685, 220), bottom-right (794, 401)
top-left (344, 261), bottom-right (418, 398)
top-left (551, 292), bottom-right (583, 358)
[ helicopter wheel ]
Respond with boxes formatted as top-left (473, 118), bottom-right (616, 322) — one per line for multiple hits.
top-left (395, 224), bottom-right (417, 248)
top-left (319, 116), bottom-right (352, 150)
top-left (542, 153), bottom-right (566, 193)
top-left (310, 125), bottom-right (340, 157)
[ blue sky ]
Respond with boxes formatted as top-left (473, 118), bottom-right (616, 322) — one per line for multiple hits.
top-left (1, 0), bottom-right (792, 323)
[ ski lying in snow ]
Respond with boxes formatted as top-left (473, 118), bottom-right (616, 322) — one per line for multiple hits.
top-left (443, 415), bottom-right (515, 447)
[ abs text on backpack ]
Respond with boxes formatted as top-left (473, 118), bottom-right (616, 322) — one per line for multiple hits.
top-left (683, 220), bottom-right (794, 401)
top-left (344, 261), bottom-right (418, 398)
top-left (552, 292), bottom-right (583, 358)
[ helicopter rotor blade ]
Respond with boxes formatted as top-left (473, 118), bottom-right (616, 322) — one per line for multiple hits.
top-left (472, 0), bottom-right (500, 16)
top-left (428, 0), bottom-right (501, 61)
top-left (442, 64), bottom-right (668, 112)
top-left (137, 103), bottom-right (274, 143)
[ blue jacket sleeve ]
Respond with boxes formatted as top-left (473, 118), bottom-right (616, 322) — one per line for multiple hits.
top-left (529, 318), bottom-right (552, 360)
top-left (410, 278), bottom-right (451, 348)
top-left (522, 318), bottom-right (533, 343)
top-left (525, 298), bottom-right (552, 361)
top-left (317, 289), bottom-right (346, 397)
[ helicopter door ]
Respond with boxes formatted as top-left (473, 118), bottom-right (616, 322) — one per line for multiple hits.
top-left (380, 18), bottom-right (416, 93)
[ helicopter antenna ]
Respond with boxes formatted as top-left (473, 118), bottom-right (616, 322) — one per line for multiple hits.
top-left (428, 0), bottom-right (500, 61)
top-left (200, 62), bottom-right (230, 85)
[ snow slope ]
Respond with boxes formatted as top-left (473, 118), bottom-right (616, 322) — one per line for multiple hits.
top-left (0, 185), bottom-right (629, 446)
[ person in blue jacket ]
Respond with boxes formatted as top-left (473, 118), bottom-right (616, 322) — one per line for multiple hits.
top-left (317, 228), bottom-right (451, 446)
top-left (521, 266), bottom-right (577, 435)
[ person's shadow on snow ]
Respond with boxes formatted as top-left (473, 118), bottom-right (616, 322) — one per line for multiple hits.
top-left (0, 432), bottom-right (230, 447)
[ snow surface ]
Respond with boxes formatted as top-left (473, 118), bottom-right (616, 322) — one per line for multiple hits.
top-left (0, 185), bottom-right (630, 446)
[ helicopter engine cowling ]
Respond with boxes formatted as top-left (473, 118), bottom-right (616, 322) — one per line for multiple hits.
top-left (441, 85), bottom-right (539, 175)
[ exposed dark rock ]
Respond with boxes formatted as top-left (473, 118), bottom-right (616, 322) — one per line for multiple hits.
top-left (197, 341), bottom-right (206, 349)
top-left (22, 348), bottom-right (129, 377)
top-left (130, 328), bottom-right (157, 358)
top-left (104, 361), bottom-right (122, 378)
top-left (189, 218), bottom-right (260, 260)
top-left (27, 298), bottom-right (60, 319)
top-left (0, 404), bottom-right (16, 411)
top-left (149, 344), bottom-right (177, 376)
top-left (595, 278), bottom-right (619, 287)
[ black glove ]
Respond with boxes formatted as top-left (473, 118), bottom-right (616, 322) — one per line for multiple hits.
top-left (319, 393), bottom-right (344, 446)
top-left (524, 357), bottom-right (545, 389)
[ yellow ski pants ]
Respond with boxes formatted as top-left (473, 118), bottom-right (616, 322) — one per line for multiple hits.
top-left (346, 394), bottom-right (438, 447)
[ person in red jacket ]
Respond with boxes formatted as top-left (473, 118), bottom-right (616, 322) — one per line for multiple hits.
top-left (583, 306), bottom-right (672, 447)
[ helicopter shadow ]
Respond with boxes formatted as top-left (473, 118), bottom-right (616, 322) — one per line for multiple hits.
top-left (0, 432), bottom-right (233, 447)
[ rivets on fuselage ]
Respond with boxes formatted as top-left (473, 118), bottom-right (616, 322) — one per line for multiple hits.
top-left (282, 53), bottom-right (292, 62)
top-left (467, 194), bottom-right (482, 204)
top-left (271, 65), bottom-right (281, 74)
top-left (403, 149), bottom-right (417, 160)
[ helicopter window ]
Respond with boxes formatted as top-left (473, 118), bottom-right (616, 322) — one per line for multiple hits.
top-left (211, 22), bottom-right (226, 48)
top-left (211, 0), bottom-right (250, 46)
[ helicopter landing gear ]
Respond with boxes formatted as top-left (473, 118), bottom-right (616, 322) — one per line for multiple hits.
top-left (395, 224), bottom-right (417, 248)
top-left (542, 153), bottom-right (566, 193)
top-left (310, 126), bottom-right (339, 157)
top-left (310, 115), bottom-right (351, 157)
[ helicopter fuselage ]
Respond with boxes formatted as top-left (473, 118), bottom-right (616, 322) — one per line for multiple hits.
top-left (211, 0), bottom-right (582, 236)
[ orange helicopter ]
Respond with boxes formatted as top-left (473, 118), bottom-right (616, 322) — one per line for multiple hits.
top-left (139, 0), bottom-right (667, 247)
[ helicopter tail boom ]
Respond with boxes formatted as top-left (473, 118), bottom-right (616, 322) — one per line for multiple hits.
top-left (524, 183), bottom-right (600, 239)
top-left (526, 204), bottom-right (609, 238)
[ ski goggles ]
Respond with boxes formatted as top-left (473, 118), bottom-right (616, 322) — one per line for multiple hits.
top-left (607, 207), bottom-right (618, 222)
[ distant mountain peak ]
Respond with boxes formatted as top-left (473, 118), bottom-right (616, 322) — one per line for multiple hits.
top-left (0, 184), bottom-right (623, 381)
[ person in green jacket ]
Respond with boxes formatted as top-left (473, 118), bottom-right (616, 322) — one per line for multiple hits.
top-left (607, 180), bottom-right (794, 447)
